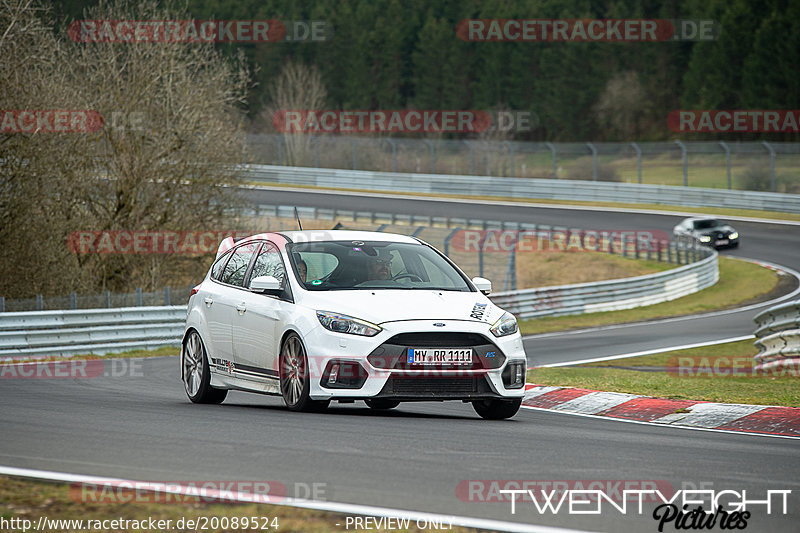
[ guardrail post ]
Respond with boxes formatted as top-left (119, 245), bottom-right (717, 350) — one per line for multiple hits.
top-left (675, 140), bottom-right (688, 186)
top-left (0, 296), bottom-right (4, 312)
top-left (545, 142), bottom-right (557, 179)
top-left (164, 286), bottom-right (171, 306)
top-left (411, 226), bottom-right (425, 237)
top-left (631, 142), bottom-right (642, 183)
top-left (463, 140), bottom-right (475, 175)
top-left (762, 141), bottom-right (776, 192)
top-left (504, 141), bottom-right (515, 177)
top-left (105, 290), bottom-right (111, 308)
top-left (36, 294), bottom-right (43, 311)
top-left (621, 235), bottom-right (628, 257)
top-left (719, 141), bottom-right (731, 189)
top-left (503, 233), bottom-right (519, 291)
top-left (69, 292), bottom-right (77, 310)
top-left (136, 288), bottom-right (143, 307)
top-left (386, 138), bottom-right (397, 172)
top-left (443, 227), bottom-right (461, 257)
top-left (587, 142), bottom-right (598, 181)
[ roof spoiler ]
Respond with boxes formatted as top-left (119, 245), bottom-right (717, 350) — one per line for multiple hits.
top-left (216, 236), bottom-right (237, 258)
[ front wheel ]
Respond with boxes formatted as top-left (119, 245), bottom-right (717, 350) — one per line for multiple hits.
top-left (280, 333), bottom-right (329, 412)
top-left (182, 330), bottom-right (227, 404)
top-left (472, 398), bottom-right (522, 420)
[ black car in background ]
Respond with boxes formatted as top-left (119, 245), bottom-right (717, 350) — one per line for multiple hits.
top-left (673, 217), bottom-right (739, 249)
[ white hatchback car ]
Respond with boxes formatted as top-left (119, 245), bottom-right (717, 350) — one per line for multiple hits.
top-left (181, 230), bottom-right (527, 419)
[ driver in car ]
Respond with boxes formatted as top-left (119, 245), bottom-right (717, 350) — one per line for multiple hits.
top-left (365, 250), bottom-right (392, 280)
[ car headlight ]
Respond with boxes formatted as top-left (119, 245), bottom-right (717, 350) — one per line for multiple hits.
top-left (729, 232), bottom-right (738, 239)
top-left (490, 312), bottom-right (518, 337)
top-left (316, 311), bottom-right (381, 337)
top-left (699, 235), bottom-right (711, 243)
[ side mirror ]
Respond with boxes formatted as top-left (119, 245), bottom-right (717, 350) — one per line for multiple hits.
top-left (472, 277), bottom-right (492, 295)
top-left (249, 275), bottom-right (281, 294)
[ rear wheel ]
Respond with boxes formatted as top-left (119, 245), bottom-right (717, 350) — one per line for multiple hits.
top-left (182, 330), bottom-right (227, 404)
top-left (472, 398), bottom-right (522, 420)
top-left (365, 399), bottom-right (400, 410)
top-left (280, 333), bottom-right (329, 412)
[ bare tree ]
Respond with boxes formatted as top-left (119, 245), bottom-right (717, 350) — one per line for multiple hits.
top-left (0, 0), bottom-right (251, 297)
top-left (260, 61), bottom-right (327, 166)
top-left (593, 71), bottom-right (649, 140)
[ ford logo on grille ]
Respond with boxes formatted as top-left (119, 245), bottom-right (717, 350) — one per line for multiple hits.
top-left (433, 322), bottom-right (446, 327)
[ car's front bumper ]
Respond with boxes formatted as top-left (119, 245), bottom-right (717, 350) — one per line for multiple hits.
top-left (301, 319), bottom-right (527, 401)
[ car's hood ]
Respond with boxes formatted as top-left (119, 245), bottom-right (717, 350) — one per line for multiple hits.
top-left (697, 225), bottom-right (735, 236)
top-left (297, 289), bottom-right (506, 326)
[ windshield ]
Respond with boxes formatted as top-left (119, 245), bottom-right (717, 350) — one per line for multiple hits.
top-left (287, 241), bottom-right (472, 292)
top-left (693, 219), bottom-right (721, 230)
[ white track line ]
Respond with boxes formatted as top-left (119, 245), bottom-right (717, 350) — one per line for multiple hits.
top-left (535, 335), bottom-right (755, 368)
top-left (250, 184), bottom-right (800, 226)
top-left (0, 465), bottom-right (594, 533)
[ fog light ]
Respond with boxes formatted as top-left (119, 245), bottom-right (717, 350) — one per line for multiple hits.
top-left (328, 364), bottom-right (339, 385)
top-left (502, 362), bottom-right (526, 389)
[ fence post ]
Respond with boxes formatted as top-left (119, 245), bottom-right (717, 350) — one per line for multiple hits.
top-left (411, 226), bottom-right (425, 237)
top-left (423, 140), bottom-right (435, 174)
top-left (675, 140), bottom-right (688, 186)
top-left (505, 141), bottom-right (515, 177)
top-left (762, 141), bottom-right (776, 192)
top-left (274, 134), bottom-right (283, 166)
top-left (545, 142), bottom-right (557, 179)
top-left (587, 142), bottom-right (598, 181)
top-left (443, 227), bottom-right (461, 257)
top-left (350, 138), bottom-right (357, 170)
top-left (463, 140), bottom-right (475, 175)
top-left (667, 241), bottom-right (673, 264)
top-left (719, 141), bottom-right (731, 189)
top-left (0, 296), bottom-right (4, 313)
top-left (136, 287), bottom-right (143, 307)
top-left (386, 138), bottom-right (397, 172)
top-left (105, 290), bottom-right (111, 308)
top-left (164, 286), bottom-right (171, 306)
top-left (69, 292), bottom-right (77, 310)
top-left (631, 142), bottom-right (642, 183)
top-left (36, 294), bottom-right (43, 311)
top-left (312, 136), bottom-right (319, 168)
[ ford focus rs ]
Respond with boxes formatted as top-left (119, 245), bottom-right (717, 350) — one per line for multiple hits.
top-left (181, 230), bottom-right (528, 419)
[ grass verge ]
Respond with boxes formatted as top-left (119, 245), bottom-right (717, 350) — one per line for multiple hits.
top-left (0, 476), bottom-right (480, 533)
top-left (527, 339), bottom-right (799, 407)
top-left (519, 256), bottom-right (783, 335)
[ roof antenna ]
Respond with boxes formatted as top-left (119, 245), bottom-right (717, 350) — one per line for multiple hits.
top-left (294, 207), bottom-right (303, 231)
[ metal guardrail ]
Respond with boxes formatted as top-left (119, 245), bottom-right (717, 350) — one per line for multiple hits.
top-left (1, 250), bottom-right (718, 358)
top-left (491, 250), bottom-right (718, 319)
top-left (242, 164), bottom-right (800, 214)
top-left (753, 299), bottom-right (800, 372)
top-left (0, 306), bottom-right (186, 359)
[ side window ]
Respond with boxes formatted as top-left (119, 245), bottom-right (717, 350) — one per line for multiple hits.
top-left (250, 242), bottom-right (286, 286)
top-left (210, 251), bottom-right (230, 281)
top-left (219, 244), bottom-right (258, 287)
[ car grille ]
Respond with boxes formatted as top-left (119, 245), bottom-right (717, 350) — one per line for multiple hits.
top-left (367, 333), bottom-right (505, 370)
top-left (389, 377), bottom-right (478, 394)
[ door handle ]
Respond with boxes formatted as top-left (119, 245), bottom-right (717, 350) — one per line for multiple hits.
top-left (236, 303), bottom-right (247, 314)
top-left (203, 297), bottom-right (213, 306)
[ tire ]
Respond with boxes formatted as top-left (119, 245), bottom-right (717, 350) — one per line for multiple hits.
top-left (365, 399), bottom-right (400, 410)
top-left (182, 330), bottom-right (227, 404)
top-left (472, 398), bottom-right (522, 420)
top-left (280, 333), bottom-right (329, 412)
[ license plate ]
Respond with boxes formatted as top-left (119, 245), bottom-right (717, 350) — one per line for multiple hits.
top-left (407, 348), bottom-right (473, 365)
top-left (715, 239), bottom-right (728, 246)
